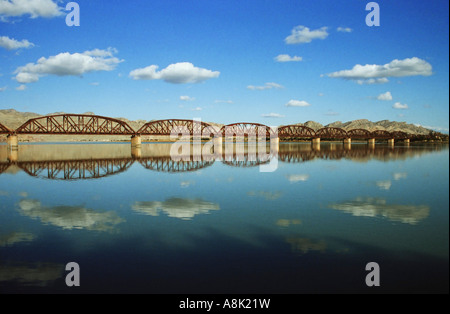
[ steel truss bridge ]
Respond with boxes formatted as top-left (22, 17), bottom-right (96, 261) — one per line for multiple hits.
top-left (0, 114), bottom-right (427, 141)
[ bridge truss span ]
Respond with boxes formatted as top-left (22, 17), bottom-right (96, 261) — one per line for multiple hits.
top-left (220, 122), bottom-right (274, 138)
top-left (370, 130), bottom-right (393, 139)
top-left (391, 131), bottom-right (409, 140)
top-left (137, 119), bottom-right (215, 137)
top-left (15, 114), bottom-right (136, 135)
top-left (278, 125), bottom-right (316, 139)
top-left (315, 127), bottom-right (348, 139)
top-left (347, 129), bottom-right (372, 139)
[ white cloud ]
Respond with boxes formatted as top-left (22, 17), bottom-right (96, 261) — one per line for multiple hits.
top-left (180, 95), bottom-right (195, 101)
top-left (337, 27), bottom-right (353, 33)
top-left (275, 54), bottom-right (303, 62)
top-left (191, 107), bottom-right (202, 111)
top-left (326, 57), bottom-right (432, 82)
top-left (14, 48), bottom-right (122, 83)
top-left (15, 84), bottom-right (26, 90)
top-left (392, 102), bottom-right (408, 110)
top-left (285, 25), bottom-right (329, 44)
top-left (0, 0), bottom-right (63, 19)
top-left (0, 86), bottom-right (6, 92)
top-left (324, 111), bottom-right (339, 116)
top-left (0, 36), bottom-right (34, 50)
top-left (214, 100), bottom-right (234, 104)
top-left (377, 91), bottom-right (392, 101)
top-left (261, 113), bottom-right (285, 118)
top-left (285, 100), bottom-right (311, 107)
top-left (247, 82), bottom-right (283, 90)
top-left (357, 78), bottom-right (389, 85)
top-left (129, 62), bottom-right (220, 84)
top-left (82, 48), bottom-right (118, 58)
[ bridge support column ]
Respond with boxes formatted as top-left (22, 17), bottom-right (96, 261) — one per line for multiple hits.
top-left (270, 137), bottom-right (279, 153)
top-left (368, 138), bottom-right (375, 146)
top-left (7, 135), bottom-right (18, 162)
top-left (312, 137), bottom-right (320, 145)
top-left (388, 138), bottom-right (395, 146)
top-left (404, 139), bottom-right (410, 144)
top-left (131, 135), bottom-right (141, 148)
top-left (343, 138), bottom-right (351, 145)
top-left (7, 134), bottom-right (18, 150)
top-left (213, 136), bottom-right (223, 156)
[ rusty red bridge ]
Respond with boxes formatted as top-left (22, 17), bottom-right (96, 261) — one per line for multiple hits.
top-left (2, 114), bottom-right (415, 150)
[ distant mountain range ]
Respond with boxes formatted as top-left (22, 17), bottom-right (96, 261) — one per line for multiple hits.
top-left (0, 108), bottom-right (438, 136)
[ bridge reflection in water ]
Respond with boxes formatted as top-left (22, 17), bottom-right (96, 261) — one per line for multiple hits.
top-left (0, 142), bottom-right (445, 180)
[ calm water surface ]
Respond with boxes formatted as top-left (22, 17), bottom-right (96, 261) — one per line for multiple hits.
top-left (0, 142), bottom-right (448, 293)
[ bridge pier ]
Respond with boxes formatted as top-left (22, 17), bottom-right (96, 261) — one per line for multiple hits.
top-left (312, 142), bottom-right (320, 151)
top-left (368, 138), bottom-right (375, 146)
top-left (131, 135), bottom-right (141, 148)
top-left (270, 137), bottom-right (279, 153)
top-left (7, 134), bottom-right (19, 150)
top-left (312, 137), bottom-right (320, 145)
top-left (6, 135), bottom-right (19, 162)
top-left (344, 142), bottom-right (351, 150)
top-left (343, 138), bottom-right (351, 145)
top-left (388, 138), bottom-right (395, 146)
top-left (213, 136), bottom-right (223, 156)
top-left (404, 139), bottom-right (410, 144)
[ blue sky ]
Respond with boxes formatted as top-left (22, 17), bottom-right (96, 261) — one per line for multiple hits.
top-left (0, 0), bottom-right (448, 132)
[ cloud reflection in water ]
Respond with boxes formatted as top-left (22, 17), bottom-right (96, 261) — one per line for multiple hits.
top-left (328, 197), bottom-right (430, 225)
top-left (18, 199), bottom-right (125, 231)
top-left (132, 197), bottom-right (220, 220)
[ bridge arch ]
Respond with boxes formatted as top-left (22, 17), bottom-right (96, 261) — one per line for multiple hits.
top-left (278, 125), bottom-right (316, 139)
top-left (315, 127), bottom-right (348, 139)
top-left (391, 131), bottom-right (409, 139)
top-left (371, 130), bottom-right (393, 139)
top-left (15, 114), bottom-right (136, 135)
top-left (347, 129), bottom-right (372, 139)
top-left (220, 122), bottom-right (273, 138)
top-left (137, 119), bottom-right (214, 136)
